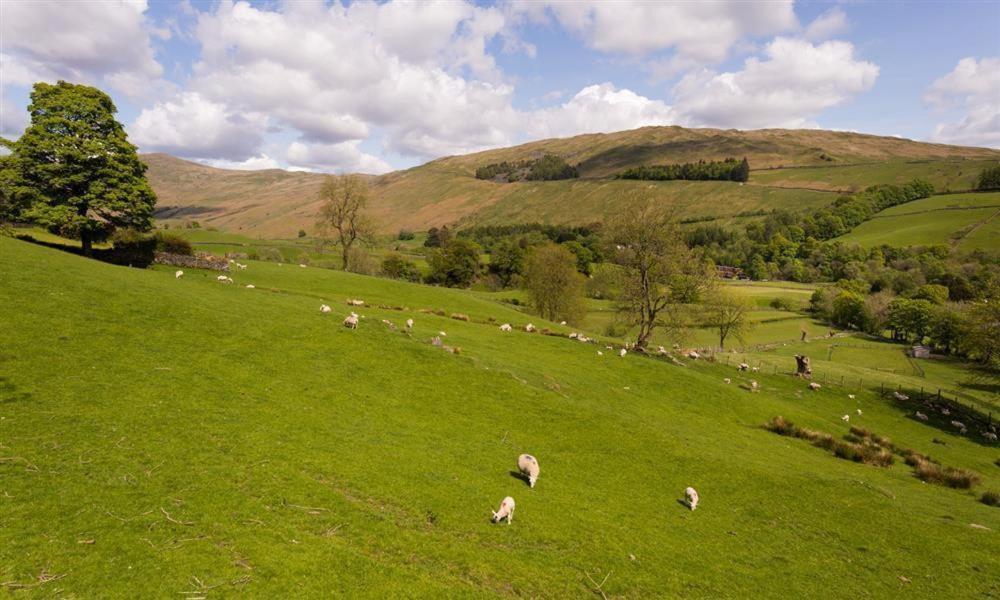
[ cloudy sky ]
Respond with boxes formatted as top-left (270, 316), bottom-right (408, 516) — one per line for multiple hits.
top-left (1, 1), bottom-right (997, 174)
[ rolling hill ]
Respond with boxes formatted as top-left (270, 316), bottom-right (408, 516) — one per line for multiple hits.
top-left (143, 126), bottom-right (1000, 238)
top-left (2, 235), bottom-right (998, 596)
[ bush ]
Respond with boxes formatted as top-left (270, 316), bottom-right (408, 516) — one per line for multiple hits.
top-left (397, 229), bottom-right (415, 241)
top-left (769, 297), bottom-right (793, 311)
top-left (152, 232), bottom-right (193, 256)
top-left (450, 313), bottom-right (470, 322)
top-left (257, 247), bottom-right (283, 262)
top-left (913, 460), bottom-right (980, 489)
top-left (381, 253), bottom-right (421, 282)
top-left (108, 228), bottom-right (157, 268)
top-left (976, 164), bottom-right (1000, 190)
top-left (346, 247), bottom-right (377, 275)
top-left (981, 491), bottom-right (1000, 507)
top-left (298, 229), bottom-right (307, 238)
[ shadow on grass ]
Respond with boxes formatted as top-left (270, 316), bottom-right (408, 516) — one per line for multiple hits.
top-left (508, 470), bottom-right (531, 487)
top-left (0, 376), bottom-right (31, 404)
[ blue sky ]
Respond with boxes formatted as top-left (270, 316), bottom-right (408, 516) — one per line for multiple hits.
top-left (2, 1), bottom-right (998, 173)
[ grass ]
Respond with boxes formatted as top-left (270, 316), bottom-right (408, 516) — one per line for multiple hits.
top-left (2, 236), bottom-right (999, 596)
top-left (836, 191), bottom-right (1000, 251)
top-left (750, 159), bottom-right (996, 193)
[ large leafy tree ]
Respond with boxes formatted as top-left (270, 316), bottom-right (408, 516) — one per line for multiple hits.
top-left (522, 243), bottom-right (586, 324)
top-left (4, 81), bottom-right (156, 253)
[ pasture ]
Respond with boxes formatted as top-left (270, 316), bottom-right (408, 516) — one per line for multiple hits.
top-left (2, 237), bottom-right (998, 597)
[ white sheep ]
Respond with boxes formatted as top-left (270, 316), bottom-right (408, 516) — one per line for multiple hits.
top-left (499, 323), bottom-right (512, 332)
top-left (856, 409), bottom-right (862, 416)
top-left (915, 411), bottom-right (929, 421)
top-left (343, 313), bottom-right (359, 329)
top-left (175, 270), bottom-right (184, 279)
top-left (749, 380), bottom-right (759, 392)
top-left (569, 333), bottom-right (578, 339)
top-left (983, 432), bottom-right (998, 441)
top-left (841, 415), bottom-right (850, 422)
top-left (525, 323), bottom-right (536, 333)
top-left (723, 378), bottom-right (731, 384)
top-left (619, 348), bottom-right (627, 358)
top-left (597, 351), bottom-right (603, 356)
top-left (217, 275), bottom-right (233, 284)
top-left (560, 321), bottom-right (567, 325)
top-left (320, 304), bottom-right (332, 314)
top-left (517, 454), bottom-right (540, 488)
top-left (438, 331), bottom-right (447, 337)
top-left (406, 318), bottom-right (414, 329)
top-left (236, 263), bottom-right (247, 270)
top-left (950, 420), bottom-right (965, 430)
top-left (684, 487), bottom-right (699, 511)
top-left (687, 351), bottom-right (700, 360)
top-left (808, 382), bottom-right (821, 391)
top-left (577, 335), bottom-right (590, 343)
top-left (491, 496), bottom-right (515, 524)
top-left (299, 264), bottom-right (307, 268)
top-left (893, 391), bottom-right (910, 401)
top-left (245, 284), bottom-right (255, 289)
top-left (848, 394), bottom-right (856, 400)
top-left (751, 366), bottom-right (759, 373)
top-left (738, 363), bottom-right (750, 372)
top-left (347, 299), bottom-right (365, 306)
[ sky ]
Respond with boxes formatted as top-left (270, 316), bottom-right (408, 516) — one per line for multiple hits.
top-left (1, 0), bottom-right (998, 174)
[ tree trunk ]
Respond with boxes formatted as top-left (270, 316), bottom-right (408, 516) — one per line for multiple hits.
top-left (341, 242), bottom-right (350, 271)
top-left (81, 231), bottom-right (93, 256)
top-left (794, 355), bottom-right (812, 377)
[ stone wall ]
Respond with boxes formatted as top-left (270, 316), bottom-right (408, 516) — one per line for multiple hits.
top-left (153, 252), bottom-right (230, 271)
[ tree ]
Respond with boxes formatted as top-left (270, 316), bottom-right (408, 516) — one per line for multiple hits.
top-left (4, 81), bottom-right (156, 254)
top-left (522, 243), bottom-right (587, 324)
top-left (732, 157), bottom-right (750, 182)
top-left (703, 289), bottom-right (754, 350)
top-left (315, 174), bottom-right (376, 271)
top-left (604, 197), bottom-right (710, 349)
top-left (425, 239), bottom-right (480, 287)
top-left (380, 252), bottom-right (420, 282)
top-left (424, 225), bottom-right (452, 248)
top-left (976, 164), bottom-right (1000, 191)
top-left (562, 240), bottom-right (594, 275)
top-left (959, 288), bottom-right (1000, 368)
top-left (488, 239), bottom-right (525, 287)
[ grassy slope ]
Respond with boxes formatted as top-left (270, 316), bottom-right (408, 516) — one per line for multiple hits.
top-left (2, 237), bottom-right (998, 597)
top-left (750, 159), bottom-right (996, 193)
top-left (143, 127), bottom-right (1000, 237)
top-left (837, 192), bottom-right (1000, 250)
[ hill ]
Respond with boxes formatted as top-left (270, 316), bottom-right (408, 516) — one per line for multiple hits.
top-left (142, 126), bottom-right (1000, 237)
top-left (2, 236), bottom-right (998, 596)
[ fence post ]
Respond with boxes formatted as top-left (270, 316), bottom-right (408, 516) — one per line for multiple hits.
top-left (937, 389), bottom-right (941, 401)
top-left (881, 383), bottom-right (884, 395)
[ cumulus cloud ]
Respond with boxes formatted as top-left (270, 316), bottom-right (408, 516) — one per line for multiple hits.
top-left (198, 155), bottom-right (282, 171)
top-left (286, 141), bottom-right (393, 175)
top-left (518, 1), bottom-right (797, 61)
top-left (925, 57), bottom-right (1000, 148)
top-left (672, 37), bottom-right (879, 129)
top-left (130, 92), bottom-right (267, 161)
top-left (0, 0), bottom-right (164, 97)
top-left (528, 84), bottom-right (676, 139)
top-left (803, 7), bottom-right (848, 41)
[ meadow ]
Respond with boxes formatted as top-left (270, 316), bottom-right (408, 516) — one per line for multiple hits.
top-left (2, 236), bottom-right (998, 597)
top-left (750, 159), bottom-right (995, 194)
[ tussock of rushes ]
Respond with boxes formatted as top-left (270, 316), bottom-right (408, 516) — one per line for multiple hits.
top-left (912, 459), bottom-right (980, 489)
top-left (764, 417), bottom-right (893, 467)
top-left (450, 313), bottom-right (470, 322)
top-left (849, 426), bottom-right (892, 448)
top-left (981, 491), bottom-right (999, 507)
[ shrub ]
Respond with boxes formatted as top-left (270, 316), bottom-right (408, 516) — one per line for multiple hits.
top-left (764, 416), bottom-right (798, 436)
top-left (298, 229), bottom-right (307, 238)
top-left (107, 228), bottom-right (158, 268)
top-left (397, 229), bottom-right (415, 241)
top-left (297, 253), bottom-right (311, 266)
top-left (913, 460), bottom-right (980, 489)
top-left (451, 313), bottom-right (470, 322)
top-left (981, 491), bottom-right (1000, 507)
top-left (153, 232), bottom-right (193, 255)
top-left (381, 253), bottom-right (421, 282)
top-left (769, 297), bottom-right (793, 311)
top-left (346, 247), bottom-right (377, 275)
top-left (258, 247), bottom-right (283, 262)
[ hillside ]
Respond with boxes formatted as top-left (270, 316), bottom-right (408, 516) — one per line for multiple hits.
top-left (142, 126), bottom-right (1000, 237)
top-left (2, 236), bottom-right (998, 596)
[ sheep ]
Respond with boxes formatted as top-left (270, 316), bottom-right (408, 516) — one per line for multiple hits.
top-left (524, 323), bottom-right (536, 333)
top-left (320, 304), bottom-right (332, 314)
top-left (808, 382), bottom-right (821, 390)
top-left (749, 380), bottom-right (759, 392)
top-left (950, 420), bottom-right (966, 430)
top-left (499, 323), bottom-right (512, 332)
top-left (723, 378), bottom-right (731, 384)
top-left (438, 331), bottom-right (447, 337)
top-left (983, 432), bottom-right (998, 441)
top-left (848, 394), bottom-right (856, 400)
top-left (299, 264), bottom-right (307, 268)
top-left (597, 351), bottom-right (603, 356)
top-left (684, 487), bottom-right (699, 511)
top-left (491, 496), bottom-right (515, 524)
top-left (751, 366), bottom-right (760, 373)
top-left (737, 363), bottom-right (750, 372)
top-left (560, 321), bottom-right (567, 325)
top-left (517, 454), bottom-right (540, 488)
top-left (915, 411), bottom-right (929, 421)
top-left (893, 391), bottom-right (909, 401)
top-left (347, 299), bottom-right (365, 306)
top-left (941, 408), bottom-right (951, 416)
top-left (406, 318), bottom-right (414, 329)
top-left (343, 313), bottom-right (359, 329)
top-left (687, 351), bottom-right (700, 360)
top-left (217, 275), bottom-right (233, 284)
top-left (236, 263), bottom-right (247, 270)
top-left (619, 348), bottom-right (627, 358)
top-left (569, 333), bottom-right (578, 339)
top-left (431, 336), bottom-right (443, 347)
top-left (841, 415), bottom-right (850, 422)
top-left (175, 270), bottom-right (184, 279)
top-left (381, 319), bottom-right (396, 330)
top-left (245, 284), bottom-right (255, 289)
top-left (577, 335), bottom-right (590, 343)
top-left (856, 409), bottom-right (862, 416)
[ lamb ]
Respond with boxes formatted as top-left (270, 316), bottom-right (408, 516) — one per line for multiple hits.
top-left (915, 411), bottom-right (929, 421)
top-left (320, 304), bottom-right (332, 314)
top-left (517, 454), bottom-right (540, 488)
top-left (856, 409), bottom-right (862, 416)
top-left (983, 432), bottom-right (998, 441)
top-left (217, 275), bottom-right (233, 284)
top-left (808, 382), bottom-right (821, 390)
top-left (406, 318), bottom-right (414, 329)
top-left (848, 394), bottom-right (856, 400)
top-left (619, 348), bottom-right (627, 358)
top-left (524, 323), bottom-right (536, 333)
top-left (737, 363), bottom-right (750, 372)
top-left (175, 270), bottom-right (184, 279)
top-left (491, 496), bottom-right (515, 524)
top-left (343, 313), bottom-right (359, 329)
top-left (842, 415), bottom-right (850, 422)
top-left (236, 263), bottom-right (247, 270)
top-left (499, 323), bottom-right (512, 332)
top-left (684, 487), bottom-right (699, 511)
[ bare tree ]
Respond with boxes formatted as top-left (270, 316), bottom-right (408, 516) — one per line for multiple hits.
top-left (315, 175), bottom-right (376, 271)
top-left (703, 288), bottom-right (754, 350)
top-left (604, 196), bottom-right (711, 349)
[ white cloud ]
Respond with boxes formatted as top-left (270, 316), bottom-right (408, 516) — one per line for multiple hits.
top-left (286, 141), bottom-right (393, 175)
top-left (528, 83), bottom-right (676, 139)
top-left (519, 1), bottom-right (797, 62)
top-left (130, 92), bottom-right (267, 160)
top-left (672, 37), bottom-right (879, 129)
top-left (0, 96), bottom-right (28, 138)
top-left (926, 57), bottom-right (1000, 148)
top-left (803, 7), bottom-right (848, 41)
top-left (0, 0), bottom-right (164, 98)
top-left (198, 154), bottom-right (282, 171)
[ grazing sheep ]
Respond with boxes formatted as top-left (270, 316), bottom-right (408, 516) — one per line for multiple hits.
top-left (320, 304), bottom-right (332, 314)
top-left (749, 380), bottom-right (759, 392)
top-left (941, 408), bottom-right (951, 416)
top-left (723, 378), bottom-right (731, 384)
top-left (597, 351), bottom-right (603, 356)
top-left (950, 420), bottom-right (966, 430)
top-left (751, 366), bottom-right (759, 373)
top-left (983, 432), bottom-right (998, 441)
top-left (517, 454), bottom-right (540, 488)
top-left (687, 351), bottom-right (700, 360)
top-left (438, 331), bottom-right (447, 337)
top-left (737, 363), bottom-right (750, 372)
top-left (343, 313), bottom-right (359, 329)
top-left (406, 318), bottom-right (414, 329)
top-left (560, 321), bottom-right (567, 325)
top-left (569, 333), bottom-right (578, 339)
top-left (491, 496), bottom-right (515, 524)
top-left (841, 415), bottom-right (850, 422)
top-left (217, 275), bottom-right (233, 284)
top-left (577, 335), bottom-right (590, 343)
top-left (893, 391), bottom-right (909, 401)
top-left (525, 323), bottom-right (536, 333)
top-left (236, 263), bottom-right (247, 270)
top-left (915, 411), bottom-right (929, 421)
top-left (856, 409), bottom-right (862, 416)
top-left (245, 284), bottom-right (255, 289)
top-left (299, 264), bottom-right (307, 268)
top-left (808, 382), bottom-right (821, 390)
top-left (499, 323), bottom-right (512, 332)
top-left (175, 270), bottom-right (184, 279)
top-left (619, 348), bottom-right (627, 358)
top-left (347, 299), bottom-right (365, 306)
top-left (684, 487), bottom-right (699, 511)
top-left (848, 394), bottom-right (856, 400)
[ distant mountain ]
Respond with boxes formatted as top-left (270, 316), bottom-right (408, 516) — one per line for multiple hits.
top-left (143, 126), bottom-right (1000, 237)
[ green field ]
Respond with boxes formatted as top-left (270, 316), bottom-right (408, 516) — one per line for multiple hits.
top-left (751, 160), bottom-right (995, 193)
top-left (836, 192), bottom-right (1000, 250)
top-left (3, 237), bottom-right (998, 597)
